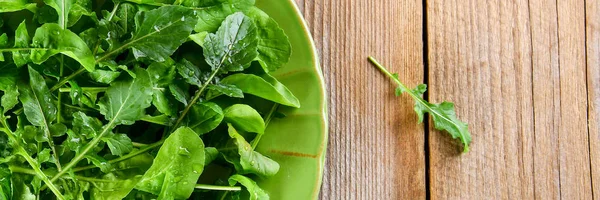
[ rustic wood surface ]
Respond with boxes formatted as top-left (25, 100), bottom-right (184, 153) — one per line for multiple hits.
top-left (294, 0), bottom-right (599, 199)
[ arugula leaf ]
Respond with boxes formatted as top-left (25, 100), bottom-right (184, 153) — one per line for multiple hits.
top-left (0, 63), bottom-right (20, 113)
top-left (193, 0), bottom-right (255, 33)
top-left (98, 6), bottom-right (197, 62)
top-left (246, 7), bottom-right (291, 72)
top-left (228, 174), bottom-right (269, 200)
top-left (30, 23), bottom-right (96, 71)
top-left (368, 57), bottom-right (472, 152)
top-left (0, 167), bottom-right (11, 200)
top-left (224, 124), bottom-right (279, 178)
top-left (224, 104), bottom-right (265, 134)
top-left (103, 133), bottom-right (133, 156)
top-left (98, 67), bottom-right (153, 126)
top-left (207, 83), bottom-right (244, 98)
top-left (0, 0), bottom-right (37, 13)
top-left (89, 69), bottom-right (121, 84)
top-left (204, 147), bottom-right (219, 165)
top-left (176, 58), bottom-right (203, 87)
top-left (136, 127), bottom-right (205, 199)
top-left (90, 174), bottom-right (141, 199)
top-left (204, 12), bottom-right (259, 73)
top-left (13, 20), bottom-right (31, 67)
top-left (71, 112), bottom-right (102, 139)
top-left (67, 0), bottom-right (94, 27)
top-left (183, 102), bottom-right (223, 135)
top-left (43, 0), bottom-right (74, 29)
top-left (220, 73), bottom-right (300, 108)
top-left (148, 60), bottom-right (177, 116)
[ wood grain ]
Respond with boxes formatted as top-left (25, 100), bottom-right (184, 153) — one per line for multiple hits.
top-left (426, 0), bottom-right (535, 199)
top-left (296, 0), bottom-right (427, 199)
top-left (587, 0), bottom-right (600, 197)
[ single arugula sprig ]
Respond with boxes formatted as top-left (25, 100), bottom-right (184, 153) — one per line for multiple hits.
top-left (368, 57), bottom-right (472, 152)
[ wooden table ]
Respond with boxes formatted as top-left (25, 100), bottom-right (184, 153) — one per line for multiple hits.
top-left (294, 0), bottom-right (600, 199)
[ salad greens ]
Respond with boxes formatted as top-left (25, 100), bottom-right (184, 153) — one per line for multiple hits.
top-left (0, 0), bottom-right (294, 199)
top-left (368, 57), bottom-right (472, 152)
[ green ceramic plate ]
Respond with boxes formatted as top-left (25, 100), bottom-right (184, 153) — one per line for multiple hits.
top-left (254, 0), bottom-right (328, 199)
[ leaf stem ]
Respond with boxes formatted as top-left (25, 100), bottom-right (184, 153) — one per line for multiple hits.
top-left (251, 103), bottom-right (279, 150)
top-left (172, 68), bottom-right (220, 130)
top-left (58, 87), bottom-right (107, 93)
top-left (195, 184), bottom-right (241, 191)
top-left (71, 140), bottom-right (164, 172)
top-left (0, 117), bottom-right (65, 199)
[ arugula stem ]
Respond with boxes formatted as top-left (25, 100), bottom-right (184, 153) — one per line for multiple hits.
top-left (49, 68), bottom-right (86, 92)
top-left (108, 3), bottom-right (120, 21)
top-left (58, 87), bottom-right (107, 93)
top-left (0, 117), bottom-right (65, 199)
top-left (195, 184), bottom-right (241, 191)
top-left (172, 68), bottom-right (220, 130)
top-left (72, 140), bottom-right (164, 172)
top-left (132, 142), bottom-right (149, 148)
top-left (368, 56), bottom-right (470, 152)
top-left (251, 103), bottom-right (279, 150)
top-left (11, 166), bottom-right (121, 183)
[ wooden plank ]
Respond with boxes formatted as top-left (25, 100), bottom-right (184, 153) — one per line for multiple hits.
top-left (426, 0), bottom-right (535, 198)
top-left (299, 0), bottom-right (427, 199)
top-left (587, 0), bottom-right (600, 197)
top-left (554, 0), bottom-right (592, 199)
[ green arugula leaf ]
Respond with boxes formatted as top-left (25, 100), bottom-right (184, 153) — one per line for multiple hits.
top-left (207, 83), bottom-right (244, 98)
top-left (148, 60), bottom-right (177, 116)
top-left (30, 23), bottom-right (96, 71)
top-left (176, 59), bottom-right (203, 87)
top-left (13, 20), bottom-right (31, 67)
top-left (193, 0), bottom-right (255, 33)
top-left (136, 127), bottom-right (205, 199)
top-left (183, 102), bottom-right (223, 135)
top-left (0, 63), bottom-right (20, 113)
top-left (246, 7), bottom-right (291, 72)
top-left (204, 147), bottom-right (219, 165)
top-left (98, 6), bottom-right (197, 62)
top-left (102, 133), bottom-right (133, 156)
top-left (228, 174), bottom-right (269, 200)
top-left (43, 0), bottom-right (74, 28)
top-left (224, 104), bottom-right (265, 134)
top-left (203, 12), bottom-right (259, 73)
top-left (90, 174), bottom-right (141, 199)
top-left (220, 73), bottom-right (300, 108)
top-left (224, 124), bottom-right (279, 178)
top-left (67, 0), bottom-right (93, 27)
top-left (98, 67), bottom-right (153, 126)
top-left (10, 174), bottom-right (36, 200)
top-left (0, 167), bottom-right (11, 200)
top-left (368, 57), bottom-right (472, 152)
top-left (84, 154), bottom-right (113, 173)
top-left (72, 111), bottom-right (102, 139)
top-left (0, 0), bottom-right (37, 13)
top-left (89, 69), bottom-right (121, 84)
top-left (115, 3), bottom-right (138, 34)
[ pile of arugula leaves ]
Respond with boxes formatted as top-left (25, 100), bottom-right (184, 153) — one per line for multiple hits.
top-left (0, 0), bottom-right (294, 199)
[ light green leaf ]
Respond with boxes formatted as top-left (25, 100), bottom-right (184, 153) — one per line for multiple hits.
top-left (67, 0), bottom-right (93, 27)
top-left (84, 154), bottom-right (113, 173)
top-left (90, 174), bottom-right (141, 200)
top-left (141, 114), bottom-right (172, 126)
top-left (183, 102), bottom-right (223, 135)
top-left (224, 104), bottom-right (265, 134)
top-left (72, 111), bottom-right (102, 139)
top-left (224, 124), bottom-right (279, 178)
top-left (0, 33), bottom-right (7, 61)
top-left (193, 0), bottom-right (255, 33)
top-left (103, 133), bottom-right (133, 156)
top-left (43, 0), bottom-right (74, 28)
top-left (30, 23), bottom-right (96, 71)
top-left (246, 7), bottom-right (291, 72)
top-left (136, 127), bottom-right (205, 199)
top-left (204, 147), bottom-right (218, 165)
top-left (0, 0), bottom-right (36, 13)
top-left (203, 12), bottom-right (258, 73)
top-left (220, 73), bottom-right (300, 108)
top-left (228, 174), bottom-right (269, 200)
top-left (189, 32), bottom-right (207, 47)
top-left (98, 68), bottom-right (153, 126)
top-left (10, 174), bottom-right (36, 200)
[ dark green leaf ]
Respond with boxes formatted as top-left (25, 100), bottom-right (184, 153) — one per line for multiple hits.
top-left (19, 66), bottom-right (57, 127)
top-left (183, 102), bottom-right (223, 135)
top-left (0, 63), bottom-right (20, 113)
top-left (136, 127), bottom-right (205, 199)
top-left (223, 104), bottom-right (265, 134)
top-left (105, 6), bottom-right (197, 62)
top-left (224, 124), bottom-right (279, 178)
top-left (168, 80), bottom-right (189, 105)
top-left (176, 59), bottom-right (203, 87)
top-left (203, 12), bottom-right (259, 73)
top-left (98, 68), bottom-right (154, 126)
top-left (115, 3), bottom-right (138, 34)
top-left (103, 133), bottom-right (133, 156)
top-left (228, 174), bottom-right (269, 200)
top-left (89, 69), bottom-right (122, 84)
top-left (72, 111), bottom-right (102, 139)
top-left (13, 20), bottom-right (31, 67)
top-left (152, 89), bottom-right (177, 117)
top-left (148, 59), bottom-right (176, 87)
top-left (30, 23), bottom-right (96, 71)
top-left (0, 167), bottom-right (11, 200)
top-left (220, 73), bottom-right (300, 108)
top-left (207, 83), bottom-right (244, 98)
top-left (193, 0), bottom-right (255, 33)
top-left (246, 7), bottom-right (291, 72)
